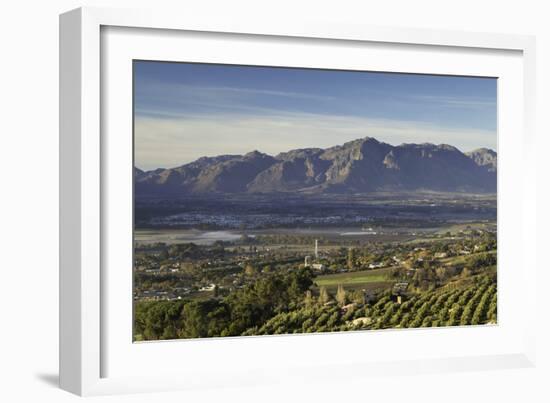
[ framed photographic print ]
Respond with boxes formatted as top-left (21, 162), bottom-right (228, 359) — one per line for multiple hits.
top-left (60, 7), bottom-right (537, 396)
top-left (132, 60), bottom-right (499, 341)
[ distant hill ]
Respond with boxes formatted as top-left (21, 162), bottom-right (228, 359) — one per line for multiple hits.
top-left (135, 137), bottom-right (497, 196)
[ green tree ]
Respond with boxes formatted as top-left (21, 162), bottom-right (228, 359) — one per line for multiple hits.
top-left (244, 264), bottom-right (257, 277)
top-left (347, 248), bottom-right (355, 269)
top-left (181, 301), bottom-right (209, 338)
top-left (336, 284), bottom-right (347, 307)
top-left (461, 267), bottom-right (472, 278)
top-left (304, 290), bottom-right (314, 308)
top-left (319, 286), bottom-right (330, 305)
top-left (350, 289), bottom-right (365, 305)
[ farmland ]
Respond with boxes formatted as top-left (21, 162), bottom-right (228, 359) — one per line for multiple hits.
top-left (313, 268), bottom-right (393, 292)
top-left (246, 272), bottom-right (497, 335)
top-left (133, 193), bottom-right (497, 340)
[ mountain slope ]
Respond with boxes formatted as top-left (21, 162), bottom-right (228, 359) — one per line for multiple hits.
top-left (136, 137), bottom-right (497, 196)
top-left (466, 148), bottom-right (497, 172)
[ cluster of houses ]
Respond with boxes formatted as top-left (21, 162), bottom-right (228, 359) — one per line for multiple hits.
top-left (135, 289), bottom-right (184, 301)
top-left (136, 259), bottom-right (182, 275)
top-left (151, 212), bottom-right (375, 230)
top-left (299, 237), bottom-right (485, 275)
top-left (135, 283), bottom-right (218, 301)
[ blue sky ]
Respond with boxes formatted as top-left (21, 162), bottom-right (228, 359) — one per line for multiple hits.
top-left (134, 61), bottom-right (497, 170)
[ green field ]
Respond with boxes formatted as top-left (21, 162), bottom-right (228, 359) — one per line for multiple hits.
top-left (314, 267), bottom-right (394, 292)
top-left (439, 250), bottom-right (497, 266)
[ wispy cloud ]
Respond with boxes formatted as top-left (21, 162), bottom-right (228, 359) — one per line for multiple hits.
top-left (134, 64), bottom-right (497, 170)
top-left (135, 112), bottom-right (496, 171)
top-left (135, 80), bottom-right (496, 130)
top-left (135, 82), bottom-right (334, 111)
top-left (407, 94), bottom-right (496, 109)
top-left (189, 85), bottom-right (336, 101)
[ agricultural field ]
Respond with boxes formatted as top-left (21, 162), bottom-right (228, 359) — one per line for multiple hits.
top-left (246, 273), bottom-right (497, 336)
top-left (133, 210), bottom-right (497, 340)
top-left (313, 267), bottom-right (394, 293)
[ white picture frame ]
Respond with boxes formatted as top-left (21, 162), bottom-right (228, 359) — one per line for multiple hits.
top-left (59, 6), bottom-right (537, 396)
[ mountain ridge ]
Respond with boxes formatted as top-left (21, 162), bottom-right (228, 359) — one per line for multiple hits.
top-left (135, 137), bottom-right (497, 196)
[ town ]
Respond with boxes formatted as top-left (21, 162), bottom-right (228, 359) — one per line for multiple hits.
top-left (134, 217), bottom-right (497, 340)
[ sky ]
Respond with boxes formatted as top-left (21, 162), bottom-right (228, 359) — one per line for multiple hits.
top-left (134, 61), bottom-right (497, 171)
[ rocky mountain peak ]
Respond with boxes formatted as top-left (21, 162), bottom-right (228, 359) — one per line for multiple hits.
top-left (135, 137), bottom-right (497, 196)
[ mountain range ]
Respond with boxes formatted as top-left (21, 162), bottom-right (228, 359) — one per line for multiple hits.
top-left (135, 137), bottom-right (497, 196)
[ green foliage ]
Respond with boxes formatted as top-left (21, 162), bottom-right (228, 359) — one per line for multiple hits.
top-left (133, 300), bottom-right (186, 340)
top-left (347, 248), bottom-right (355, 269)
top-left (467, 253), bottom-right (497, 270)
top-left (135, 268), bottom-right (313, 340)
top-left (336, 284), bottom-right (347, 307)
top-left (318, 286), bottom-right (331, 305)
top-left (134, 270), bottom-right (497, 340)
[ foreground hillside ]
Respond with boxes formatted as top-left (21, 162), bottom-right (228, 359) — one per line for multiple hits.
top-left (245, 273), bottom-right (497, 335)
top-left (135, 275), bottom-right (497, 340)
top-left (135, 137), bottom-right (497, 196)
top-left (134, 269), bottom-right (497, 340)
